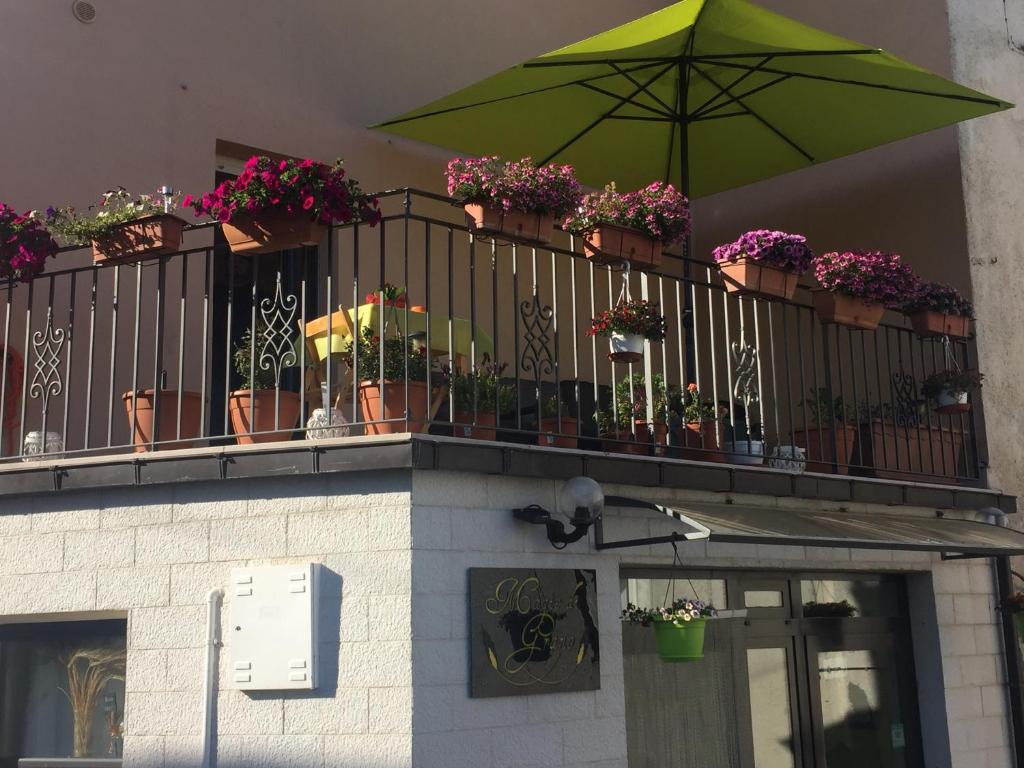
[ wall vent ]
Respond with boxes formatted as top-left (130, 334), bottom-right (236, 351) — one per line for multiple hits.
top-left (71, 1), bottom-right (96, 23)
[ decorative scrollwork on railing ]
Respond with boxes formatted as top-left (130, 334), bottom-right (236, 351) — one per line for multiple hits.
top-left (520, 291), bottom-right (555, 381)
top-left (258, 274), bottom-right (299, 389)
top-left (891, 371), bottom-right (920, 427)
top-left (30, 308), bottom-right (65, 411)
top-left (730, 330), bottom-right (759, 411)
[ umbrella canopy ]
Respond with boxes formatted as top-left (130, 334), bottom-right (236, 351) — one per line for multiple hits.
top-left (374, 0), bottom-right (1011, 198)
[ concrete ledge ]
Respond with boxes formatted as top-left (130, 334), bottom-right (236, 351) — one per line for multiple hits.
top-left (0, 433), bottom-right (1012, 513)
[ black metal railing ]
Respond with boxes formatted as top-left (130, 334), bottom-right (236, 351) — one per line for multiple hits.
top-left (0, 189), bottom-right (982, 484)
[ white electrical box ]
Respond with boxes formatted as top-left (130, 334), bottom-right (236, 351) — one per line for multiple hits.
top-left (229, 563), bottom-right (319, 691)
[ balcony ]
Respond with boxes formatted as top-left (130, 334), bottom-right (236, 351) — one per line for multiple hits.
top-left (0, 189), bottom-right (984, 491)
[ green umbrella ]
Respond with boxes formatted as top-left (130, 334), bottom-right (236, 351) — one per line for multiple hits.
top-left (374, 0), bottom-right (1010, 198)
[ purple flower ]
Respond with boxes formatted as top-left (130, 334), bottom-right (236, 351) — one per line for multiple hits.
top-left (713, 229), bottom-right (813, 274)
top-left (813, 251), bottom-right (918, 308)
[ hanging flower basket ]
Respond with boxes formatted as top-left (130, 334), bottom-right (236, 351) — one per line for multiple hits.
top-left (811, 290), bottom-right (885, 330)
top-left (652, 618), bottom-right (708, 662)
top-left (713, 230), bottom-right (813, 301)
top-left (583, 224), bottom-right (662, 269)
top-left (902, 282), bottom-right (974, 339)
top-left (922, 369), bottom-right (981, 416)
top-left (608, 331), bottom-right (644, 363)
top-left (934, 389), bottom-right (970, 414)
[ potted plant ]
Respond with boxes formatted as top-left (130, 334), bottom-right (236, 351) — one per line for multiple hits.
top-left (122, 386), bottom-right (203, 452)
top-left (622, 598), bottom-right (717, 662)
top-left (45, 188), bottom-right (185, 265)
top-left (185, 155), bottom-right (381, 254)
top-left (713, 229), bottom-right (813, 301)
top-left (595, 407), bottom-right (646, 456)
top-left (670, 383), bottom-right (724, 462)
top-left (446, 156), bottom-right (580, 245)
top-left (794, 387), bottom-right (860, 473)
top-left (445, 360), bottom-right (516, 440)
top-left (724, 406), bottom-right (764, 465)
top-left (342, 326), bottom-right (430, 434)
top-left (564, 182), bottom-right (691, 271)
top-left (228, 322), bottom-right (302, 444)
top-left (902, 281), bottom-right (974, 339)
top-left (587, 299), bottom-right (668, 364)
top-left (803, 600), bottom-right (857, 618)
top-left (922, 369), bottom-right (983, 414)
top-left (1002, 593), bottom-right (1024, 636)
top-left (616, 372), bottom-right (673, 455)
top-left (811, 250), bottom-right (917, 330)
top-left (0, 203), bottom-right (58, 283)
top-left (537, 393), bottom-right (579, 449)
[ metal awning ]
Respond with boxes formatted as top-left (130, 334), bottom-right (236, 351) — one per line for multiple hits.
top-left (596, 496), bottom-right (1024, 556)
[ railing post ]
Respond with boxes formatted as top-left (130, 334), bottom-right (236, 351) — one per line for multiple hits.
top-left (820, 321), bottom-right (839, 473)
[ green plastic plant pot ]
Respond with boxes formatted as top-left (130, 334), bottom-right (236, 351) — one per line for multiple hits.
top-left (652, 617), bottom-right (707, 662)
top-left (1013, 612), bottom-right (1024, 637)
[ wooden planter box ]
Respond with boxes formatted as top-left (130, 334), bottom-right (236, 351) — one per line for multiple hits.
top-left (811, 290), bottom-right (885, 330)
top-left (463, 204), bottom-right (553, 246)
top-left (909, 310), bottom-right (971, 339)
top-left (221, 210), bottom-right (325, 254)
top-left (718, 258), bottom-right (799, 301)
top-left (854, 419), bottom-right (969, 483)
top-left (583, 224), bottom-right (662, 271)
top-left (794, 425), bottom-right (859, 474)
top-left (92, 214), bottom-right (186, 265)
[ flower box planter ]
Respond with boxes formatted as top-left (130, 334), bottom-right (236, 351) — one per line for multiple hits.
top-left (537, 417), bottom-right (579, 449)
top-left (122, 389), bottom-right (202, 452)
top-left (463, 204), bottom-right (553, 246)
top-left (600, 432), bottom-right (648, 456)
top-left (452, 410), bottom-right (497, 440)
top-left (794, 425), bottom-right (859, 474)
top-left (228, 390), bottom-right (301, 444)
top-left (221, 210), bottom-right (325, 255)
top-left (718, 258), bottom-right (799, 301)
top-left (811, 290), bottom-right (886, 330)
top-left (358, 380), bottom-right (429, 435)
top-left (677, 421), bottom-right (724, 462)
top-left (652, 618), bottom-right (707, 662)
top-left (583, 224), bottom-right (662, 270)
top-left (935, 389), bottom-right (970, 415)
top-left (853, 419), bottom-right (968, 483)
top-left (608, 331), bottom-right (645, 364)
top-left (909, 310), bottom-right (971, 339)
top-left (92, 214), bottom-right (187, 265)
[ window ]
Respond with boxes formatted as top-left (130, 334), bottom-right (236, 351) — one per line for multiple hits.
top-left (0, 620), bottom-right (126, 767)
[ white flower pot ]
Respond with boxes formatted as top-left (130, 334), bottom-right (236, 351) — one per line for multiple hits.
top-left (726, 439), bottom-right (764, 465)
top-left (935, 388), bottom-right (970, 414)
top-left (608, 332), bottom-right (644, 364)
top-left (769, 445), bottom-right (807, 473)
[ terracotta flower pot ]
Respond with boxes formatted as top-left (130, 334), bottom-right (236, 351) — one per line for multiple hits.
top-left (583, 224), bottom-right (662, 270)
top-left (537, 417), bottom-right (579, 448)
top-left (221, 209), bottom-right (326, 255)
top-left (608, 331), bottom-right (645, 364)
top-left (463, 203), bottom-right (553, 245)
top-left (909, 310), bottom-right (971, 339)
top-left (358, 380), bottom-right (429, 434)
top-left (935, 389), bottom-right (971, 414)
top-left (794, 425), bottom-right (858, 474)
top-left (677, 421), bottom-right (724, 462)
top-left (855, 419), bottom-right (967, 483)
top-left (92, 214), bottom-right (186, 266)
top-left (228, 389), bottom-right (301, 444)
top-left (452, 410), bottom-right (497, 440)
top-left (811, 290), bottom-right (886, 330)
top-left (122, 389), bottom-right (202, 452)
top-left (600, 432), bottom-right (648, 456)
top-left (718, 258), bottom-right (799, 301)
top-left (634, 419), bottom-right (669, 456)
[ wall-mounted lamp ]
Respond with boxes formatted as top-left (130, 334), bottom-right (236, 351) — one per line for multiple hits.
top-left (513, 476), bottom-right (604, 549)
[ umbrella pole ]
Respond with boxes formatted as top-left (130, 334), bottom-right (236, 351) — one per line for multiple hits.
top-left (678, 62), bottom-right (698, 388)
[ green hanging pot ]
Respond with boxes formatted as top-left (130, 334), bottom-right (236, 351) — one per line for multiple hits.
top-left (652, 617), bottom-right (707, 662)
top-left (1013, 612), bottom-right (1024, 637)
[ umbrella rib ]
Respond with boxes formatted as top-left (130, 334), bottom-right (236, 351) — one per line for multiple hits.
top-left (691, 109), bottom-right (749, 122)
top-left (691, 74), bottom-right (792, 120)
top-left (694, 58), bottom-right (1007, 107)
top-left (691, 62), bottom-right (814, 162)
top-left (538, 61), bottom-right (678, 166)
top-left (521, 49), bottom-right (878, 68)
top-left (578, 81), bottom-right (677, 120)
top-left (375, 61), bottom-right (667, 127)
top-left (609, 62), bottom-right (680, 118)
top-left (606, 115), bottom-right (675, 122)
top-left (690, 56), bottom-right (774, 116)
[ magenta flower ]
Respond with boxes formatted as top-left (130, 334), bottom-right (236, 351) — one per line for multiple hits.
top-left (445, 156), bottom-right (581, 218)
top-left (713, 229), bottom-right (813, 274)
top-left (813, 251), bottom-right (918, 308)
top-left (0, 204), bottom-right (58, 284)
top-left (564, 182), bottom-right (691, 246)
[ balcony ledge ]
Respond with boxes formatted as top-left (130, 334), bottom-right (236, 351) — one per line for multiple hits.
top-left (0, 434), bottom-right (1012, 515)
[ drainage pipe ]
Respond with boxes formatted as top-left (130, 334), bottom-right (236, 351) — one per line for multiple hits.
top-left (201, 588), bottom-right (224, 768)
